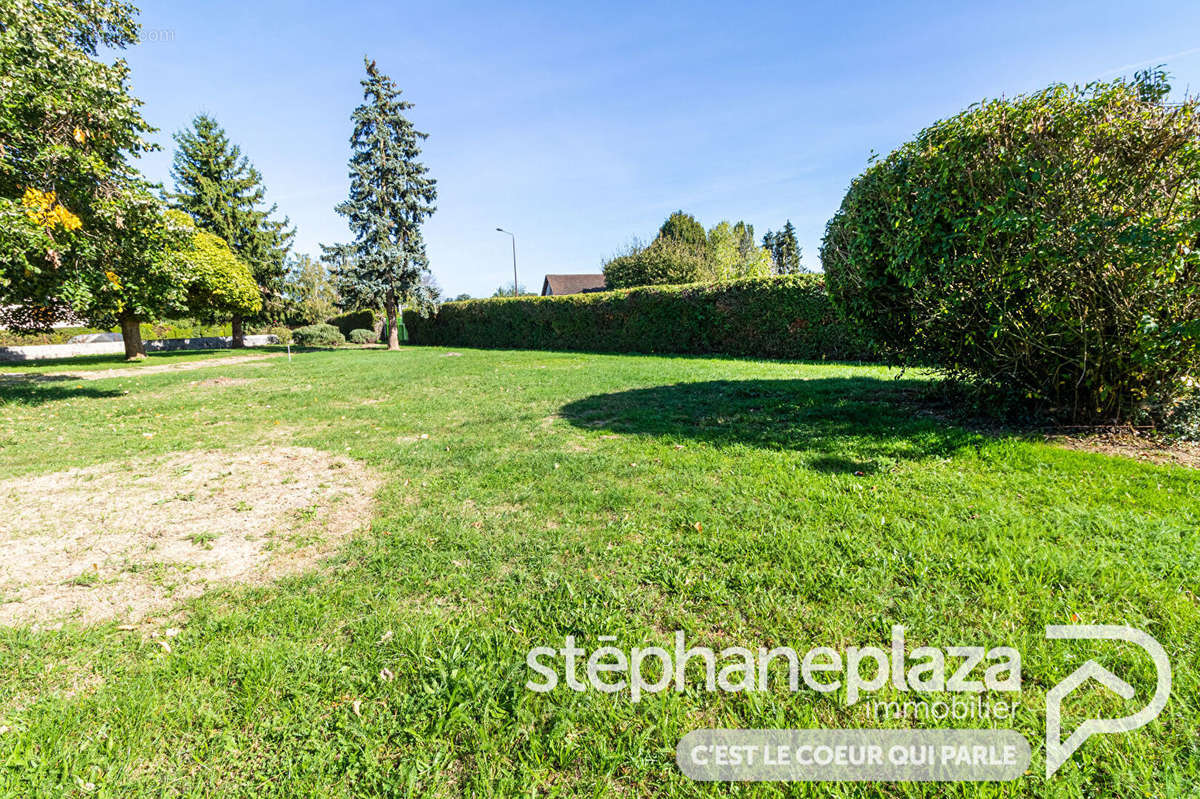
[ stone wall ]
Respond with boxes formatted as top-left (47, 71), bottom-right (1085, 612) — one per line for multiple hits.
top-left (0, 334), bottom-right (279, 362)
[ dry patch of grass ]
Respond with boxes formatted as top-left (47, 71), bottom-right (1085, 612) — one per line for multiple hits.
top-left (0, 446), bottom-right (379, 627)
top-left (1045, 429), bottom-right (1200, 469)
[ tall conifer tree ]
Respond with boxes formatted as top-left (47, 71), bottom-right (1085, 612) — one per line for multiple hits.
top-left (167, 114), bottom-right (292, 345)
top-left (777, 220), bottom-right (802, 273)
top-left (326, 58), bottom-right (437, 350)
top-left (762, 221), bottom-right (803, 274)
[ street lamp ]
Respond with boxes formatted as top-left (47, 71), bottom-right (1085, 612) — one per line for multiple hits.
top-left (496, 227), bottom-right (518, 296)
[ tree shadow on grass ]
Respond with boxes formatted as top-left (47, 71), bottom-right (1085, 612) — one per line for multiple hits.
top-left (560, 377), bottom-right (989, 471)
top-left (0, 375), bottom-right (124, 406)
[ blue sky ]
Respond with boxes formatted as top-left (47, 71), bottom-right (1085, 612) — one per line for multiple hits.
top-left (122, 1), bottom-right (1200, 298)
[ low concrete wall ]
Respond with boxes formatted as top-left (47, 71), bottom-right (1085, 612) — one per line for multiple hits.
top-left (0, 334), bottom-right (278, 362)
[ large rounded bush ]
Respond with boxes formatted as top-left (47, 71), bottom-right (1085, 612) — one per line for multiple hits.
top-left (348, 328), bottom-right (377, 344)
top-left (821, 77), bottom-right (1200, 422)
top-left (292, 323), bottom-right (345, 347)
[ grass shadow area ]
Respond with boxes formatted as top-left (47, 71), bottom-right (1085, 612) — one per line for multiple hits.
top-left (0, 378), bottom-right (125, 406)
top-left (560, 376), bottom-right (988, 469)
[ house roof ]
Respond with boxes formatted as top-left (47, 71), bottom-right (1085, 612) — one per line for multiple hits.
top-left (541, 274), bottom-right (607, 295)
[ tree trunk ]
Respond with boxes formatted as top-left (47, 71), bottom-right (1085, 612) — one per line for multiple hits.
top-left (385, 296), bottom-right (400, 350)
top-left (231, 314), bottom-right (245, 349)
top-left (119, 314), bottom-right (146, 360)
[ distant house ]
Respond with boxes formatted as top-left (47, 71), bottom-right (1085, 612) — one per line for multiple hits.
top-left (541, 274), bottom-right (607, 296)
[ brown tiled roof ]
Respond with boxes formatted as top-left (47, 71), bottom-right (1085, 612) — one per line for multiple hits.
top-left (541, 274), bottom-right (607, 296)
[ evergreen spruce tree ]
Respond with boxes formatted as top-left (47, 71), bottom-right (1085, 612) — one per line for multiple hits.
top-left (762, 222), bottom-right (802, 274)
top-left (326, 58), bottom-right (438, 350)
top-left (761, 229), bottom-right (779, 269)
top-left (777, 220), bottom-right (802, 273)
top-left (167, 114), bottom-right (293, 345)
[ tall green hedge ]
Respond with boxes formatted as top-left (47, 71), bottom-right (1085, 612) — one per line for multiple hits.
top-left (326, 308), bottom-right (376, 337)
top-left (403, 275), bottom-right (870, 361)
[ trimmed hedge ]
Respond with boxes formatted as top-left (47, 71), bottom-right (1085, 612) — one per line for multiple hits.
top-left (326, 309), bottom-right (376, 338)
top-left (404, 275), bottom-right (870, 361)
top-left (348, 328), bottom-right (377, 344)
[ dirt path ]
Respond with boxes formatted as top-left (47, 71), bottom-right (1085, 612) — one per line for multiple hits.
top-left (0, 352), bottom-right (285, 382)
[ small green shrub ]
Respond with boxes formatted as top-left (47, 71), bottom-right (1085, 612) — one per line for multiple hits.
top-left (822, 75), bottom-right (1200, 423)
top-left (326, 309), bottom-right (376, 338)
top-left (1162, 387), bottom-right (1200, 440)
top-left (266, 325), bottom-right (293, 345)
top-left (404, 275), bottom-right (870, 361)
top-left (348, 328), bottom-right (377, 345)
top-left (292, 323), bottom-right (345, 347)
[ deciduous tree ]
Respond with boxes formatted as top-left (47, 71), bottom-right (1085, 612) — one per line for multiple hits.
top-left (281, 253), bottom-right (339, 326)
top-left (658, 210), bottom-right (707, 248)
top-left (707, 221), bottom-right (773, 281)
top-left (167, 212), bottom-right (262, 325)
top-left (0, 0), bottom-right (154, 329)
top-left (71, 181), bottom-right (190, 359)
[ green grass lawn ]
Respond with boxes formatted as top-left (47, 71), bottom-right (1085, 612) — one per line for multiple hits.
top-left (0, 347), bottom-right (1196, 797)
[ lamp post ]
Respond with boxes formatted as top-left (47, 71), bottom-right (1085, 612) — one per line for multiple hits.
top-left (496, 227), bottom-right (517, 296)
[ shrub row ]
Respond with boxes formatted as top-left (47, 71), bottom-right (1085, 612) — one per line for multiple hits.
top-left (404, 275), bottom-right (871, 361)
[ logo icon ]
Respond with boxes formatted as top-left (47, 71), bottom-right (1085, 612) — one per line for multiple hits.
top-left (1044, 625), bottom-right (1171, 777)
